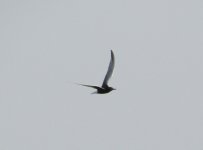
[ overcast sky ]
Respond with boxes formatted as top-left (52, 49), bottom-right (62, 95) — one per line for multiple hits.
top-left (0, 0), bottom-right (203, 149)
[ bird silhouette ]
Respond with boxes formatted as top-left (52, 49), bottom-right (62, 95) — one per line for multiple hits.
top-left (78, 50), bottom-right (116, 94)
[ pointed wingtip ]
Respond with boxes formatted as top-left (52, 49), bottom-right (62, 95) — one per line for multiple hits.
top-left (110, 50), bottom-right (114, 59)
top-left (110, 50), bottom-right (114, 55)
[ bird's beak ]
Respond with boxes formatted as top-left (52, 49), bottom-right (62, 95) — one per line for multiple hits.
top-left (113, 88), bottom-right (116, 90)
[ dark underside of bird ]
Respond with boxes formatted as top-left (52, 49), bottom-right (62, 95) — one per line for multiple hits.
top-left (77, 50), bottom-right (115, 94)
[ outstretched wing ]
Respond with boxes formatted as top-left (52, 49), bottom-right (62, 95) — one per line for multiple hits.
top-left (102, 50), bottom-right (115, 88)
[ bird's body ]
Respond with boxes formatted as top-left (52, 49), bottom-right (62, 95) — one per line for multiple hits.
top-left (78, 50), bottom-right (116, 94)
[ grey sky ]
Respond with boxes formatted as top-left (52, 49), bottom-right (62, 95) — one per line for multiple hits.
top-left (0, 0), bottom-right (203, 149)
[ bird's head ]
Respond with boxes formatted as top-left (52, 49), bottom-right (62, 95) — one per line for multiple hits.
top-left (109, 87), bottom-right (116, 91)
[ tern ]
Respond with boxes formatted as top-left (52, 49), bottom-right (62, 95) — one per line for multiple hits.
top-left (78, 50), bottom-right (116, 94)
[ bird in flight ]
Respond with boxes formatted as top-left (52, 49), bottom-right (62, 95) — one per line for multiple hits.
top-left (78, 50), bottom-right (116, 94)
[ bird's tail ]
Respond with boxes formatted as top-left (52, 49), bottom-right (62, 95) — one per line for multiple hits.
top-left (75, 83), bottom-right (100, 90)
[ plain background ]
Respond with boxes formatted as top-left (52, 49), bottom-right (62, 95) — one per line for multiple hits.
top-left (0, 0), bottom-right (203, 149)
